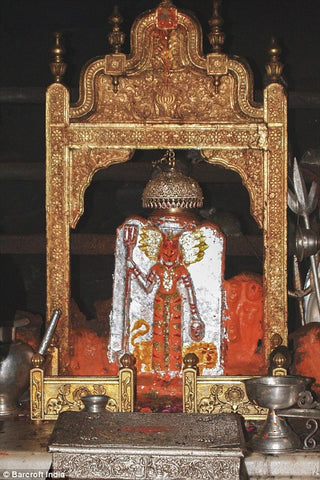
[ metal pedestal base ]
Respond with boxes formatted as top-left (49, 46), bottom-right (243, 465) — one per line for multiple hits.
top-left (250, 410), bottom-right (301, 454)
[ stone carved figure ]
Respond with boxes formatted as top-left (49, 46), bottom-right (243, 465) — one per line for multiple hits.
top-left (222, 273), bottom-right (266, 375)
top-left (109, 151), bottom-right (226, 378)
top-left (109, 215), bottom-right (225, 377)
top-left (128, 228), bottom-right (206, 372)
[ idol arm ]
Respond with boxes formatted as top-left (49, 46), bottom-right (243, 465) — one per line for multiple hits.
top-left (181, 272), bottom-right (205, 341)
top-left (128, 259), bottom-right (158, 294)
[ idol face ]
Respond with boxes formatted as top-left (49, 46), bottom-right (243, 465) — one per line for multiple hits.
top-left (159, 238), bottom-right (179, 266)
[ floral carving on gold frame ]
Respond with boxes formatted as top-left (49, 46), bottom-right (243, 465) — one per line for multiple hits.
top-left (30, 361), bottom-right (135, 421)
top-left (70, 148), bottom-right (134, 228)
top-left (45, 4), bottom-right (287, 382)
top-left (183, 366), bottom-right (268, 420)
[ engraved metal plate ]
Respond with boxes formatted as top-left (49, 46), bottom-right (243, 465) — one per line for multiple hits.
top-left (49, 412), bottom-right (244, 479)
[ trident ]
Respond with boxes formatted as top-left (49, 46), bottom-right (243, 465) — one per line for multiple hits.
top-left (122, 224), bottom-right (138, 352)
top-left (288, 158), bottom-right (320, 320)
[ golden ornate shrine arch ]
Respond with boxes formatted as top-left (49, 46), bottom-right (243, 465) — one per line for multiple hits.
top-left (45, 2), bottom-right (287, 379)
top-left (70, 148), bottom-right (134, 228)
top-left (200, 149), bottom-right (265, 228)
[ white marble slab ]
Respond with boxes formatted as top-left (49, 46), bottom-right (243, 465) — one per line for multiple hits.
top-left (244, 451), bottom-right (320, 479)
top-left (0, 417), bottom-right (53, 473)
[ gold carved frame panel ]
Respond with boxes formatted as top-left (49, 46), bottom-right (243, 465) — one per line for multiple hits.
top-left (39, 4), bottom-right (287, 416)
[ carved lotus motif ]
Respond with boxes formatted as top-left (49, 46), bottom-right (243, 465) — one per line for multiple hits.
top-left (225, 386), bottom-right (244, 404)
top-left (155, 87), bottom-right (176, 116)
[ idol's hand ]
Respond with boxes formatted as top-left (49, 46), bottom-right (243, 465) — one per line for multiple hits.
top-left (127, 258), bottom-right (140, 278)
top-left (127, 258), bottom-right (134, 269)
top-left (189, 316), bottom-right (205, 341)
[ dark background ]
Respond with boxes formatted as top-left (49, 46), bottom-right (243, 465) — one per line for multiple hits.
top-left (1, 0), bottom-right (319, 331)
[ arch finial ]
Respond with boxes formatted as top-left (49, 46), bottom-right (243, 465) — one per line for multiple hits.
top-left (265, 37), bottom-right (284, 83)
top-left (107, 5), bottom-right (126, 93)
top-left (158, 0), bottom-right (174, 5)
top-left (208, 0), bottom-right (225, 53)
top-left (108, 5), bottom-right (125, 54)
top-left (207, 1), bottom-right (226, 93)
top-left (50, 32), bottom-right (67, 83)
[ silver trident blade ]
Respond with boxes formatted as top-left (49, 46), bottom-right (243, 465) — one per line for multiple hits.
top-left (288, 158), bottom-right (318, 216)
top-left (288, 157), bottom-right (320, 318)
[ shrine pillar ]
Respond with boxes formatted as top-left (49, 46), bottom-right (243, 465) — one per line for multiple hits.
top-left (46, 82), bottom-right (70, 374)
top-left (263, 46), bottom-right (288, 354)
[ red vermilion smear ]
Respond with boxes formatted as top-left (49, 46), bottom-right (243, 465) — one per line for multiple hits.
top-left (120, 426), bottom-right (170, 434)
top-left (68, 328), bottom-right (118, 376)
top-left (291, 323), bottom-right (320, 396)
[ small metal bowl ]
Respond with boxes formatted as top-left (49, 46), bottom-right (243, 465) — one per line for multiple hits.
top-left (81, 395), bottom-right (109, 413)
top-left (244, 375), bottom-right (312, 410)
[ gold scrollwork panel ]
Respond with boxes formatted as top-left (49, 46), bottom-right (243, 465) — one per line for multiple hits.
top-left (30, 354), bottom-right (135, 419)
top-left (119, 368), bottom-right (135, 413)
top-left (70, 147), bottom-right (134, 228)
top-left (183, 375), bottom-right (267, 420)
top-left (183, 367), bottom-right (197, 414)
top-left (30, 375), bottom-right (135, 421)
top-left (70, 7), bottom-right (264, 123)
top-left (79, 71), bottom-right (257, 124)
top-left (67, 124), bottom-right (266, 150)
top-left (30, 369), bottom-right (44, 421)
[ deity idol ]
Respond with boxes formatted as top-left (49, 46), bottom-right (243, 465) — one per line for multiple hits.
top-left (128, 229), bottom-right (206, 372)
top-left (109, 150), bottom-right (226, 377)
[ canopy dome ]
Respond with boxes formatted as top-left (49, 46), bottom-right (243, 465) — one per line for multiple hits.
top-left (142, 150), bottom-right (203, 210)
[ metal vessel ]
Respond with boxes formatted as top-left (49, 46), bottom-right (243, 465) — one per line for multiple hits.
top-left (81, 395), bottom-right (109, 413)
top-left (0, 309), bottom-right (61, 416)
top-left (244, 375), bottom-right (312, 453)
top-left (0, 333), bottom-right (34, 415)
